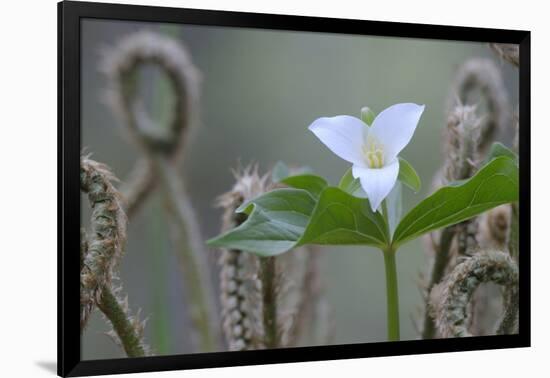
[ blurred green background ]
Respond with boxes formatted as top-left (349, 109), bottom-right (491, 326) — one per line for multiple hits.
top-left (81, 19), bottom-right (518, 360)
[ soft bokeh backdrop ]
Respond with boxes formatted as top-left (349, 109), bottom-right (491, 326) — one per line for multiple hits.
top-left (81, 19), bottom-right (518, 360)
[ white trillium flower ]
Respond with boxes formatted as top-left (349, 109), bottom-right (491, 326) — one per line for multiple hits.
top-left (308, 103), bottom-right (425, 212)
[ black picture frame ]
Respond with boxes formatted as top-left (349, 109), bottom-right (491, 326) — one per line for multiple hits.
top-left (58, 1), bottom-right (531, 376)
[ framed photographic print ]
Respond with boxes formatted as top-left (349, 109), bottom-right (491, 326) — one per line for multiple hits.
top-left (58, 0), bottom-right (530, 376)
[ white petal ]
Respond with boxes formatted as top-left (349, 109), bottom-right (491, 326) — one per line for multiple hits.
top-left (352, 159), bottom-right (400, 212)
top-left (309, 116), bottom-right (367, 166)
top-left (369, 103), bottom-right (425, 162)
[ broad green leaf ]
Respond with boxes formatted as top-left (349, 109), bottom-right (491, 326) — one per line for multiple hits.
top-left (398, 158), bottom-right (421, 192)
top-left (271, 161), bottom-right (290, 182)
top-left (300, 187), bottom-right (390, 248)
top-left (280, 174), bottom-right (328, 199)
top-left (210, 188), bottom-right (317, 256)
top-left (447, 143), bottom-right (517, 188)
top-left (338, 168), bottom-right (362, 196)
top-left (485, 142), bottom-right (518, 165)
top-left (392, 156), bottom-right (519, 246)
top-left (208, 186), bottom-right (390, 257)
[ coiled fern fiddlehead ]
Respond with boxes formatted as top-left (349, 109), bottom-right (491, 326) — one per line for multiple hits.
top-left (80, 156), bottom-right (148, 357)
top-left (101, 31), bottom-right (220, 352)
top-left (429, 250), bottom-right (518, 337)
top-left (421, 56), bottom-right (514, 339)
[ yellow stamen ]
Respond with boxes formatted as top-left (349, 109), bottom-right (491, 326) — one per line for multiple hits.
top-left (362, 138), bottom-right (385, 168)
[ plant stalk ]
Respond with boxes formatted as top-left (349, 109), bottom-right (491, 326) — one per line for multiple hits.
top-left (98, 287), bottom-right (147, 358)
top-left (422, 227), bottom-right (455, 339)
top-left (154, 154), bottom-right (218, 352)
top-left (383, 247), bottom-right (400, 341)
top-left (260, 257), bottom-right (279, 348)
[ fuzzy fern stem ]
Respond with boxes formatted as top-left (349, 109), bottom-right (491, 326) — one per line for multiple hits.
top-left (98, 287), bottom-right (147, 358)
top-left (155, 155), bottom-right (216, 351)
top-left (101, 31), bottom-right (220, 351)
top-left (422, 227), bottom-right (455, 339)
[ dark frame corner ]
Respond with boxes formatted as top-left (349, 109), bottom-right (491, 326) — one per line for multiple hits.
top-left (58, 1), bottom-right (531, 376)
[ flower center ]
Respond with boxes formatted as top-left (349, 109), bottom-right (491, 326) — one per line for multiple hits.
top-left (362, 138), bottom-right (385, 169)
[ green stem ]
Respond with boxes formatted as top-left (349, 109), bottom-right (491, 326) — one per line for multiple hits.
top-left (379, 198), bottom-right (400, 341)
top-left (383, 248), bottom-right (400, 341)
top-left (98, 286), bottom-right (146, 358)
top-left (260, 257), bottom-right (279, 348)
top-left (381, 200), bottom-right (389, 222)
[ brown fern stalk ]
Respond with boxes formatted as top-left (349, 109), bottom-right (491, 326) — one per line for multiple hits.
top-left (156, 157), bottom-right (218, 351)
top-left (218, 249), bottom-right (259, 350)
top-left (286, 249), bottom-right (332, 346)
top-left (80, 156), bottom-right (149, 355)
top-left (80, 156), bottom-right (127, 331)
top-left (451, 57), bottom-right (516, 334)
top-left (119, 158), bottom-right (156, 219)
top-left (98, 285), bottom-right (148, 357)
top-left (422, 57), bottom-right (513, 339)
top-left (422, 105), bottom-right (483, 339)
top-left (217, 166), bottom-right (269, 350)
top-left (217, 165), bottom-right (315, 350)
top-left (101, 30), bottom-right (200, 216)
top-left (450, 58), bottom-right (510, 153)
top-left (101, 31), bottom-right (200, 158)
top-left (101, 31), bottom-right (220, 351)
top-left (447, 106), bottom-right (483, 260)
top-left (421, 227), bottom-right (455, 339)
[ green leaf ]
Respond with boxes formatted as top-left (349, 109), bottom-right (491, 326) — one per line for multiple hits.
top-left (280, 174), bottom-right (328, 199)
top-left (398, 158), bottom-right (421, 192)
top-left (271, 161), bottom-right (290, 182)
top-left (338, 168), bottom-right (362, 196)
top-left (485, 142), bottom-right (518, 165)
top-left (392, 156), bottom-right (519, 246)
top-left (300, 187), bottom-right (390, 248)
top-left (208, 186), bottom-right (390, 257)
top-left (211, 188), bottom-right (317, 256)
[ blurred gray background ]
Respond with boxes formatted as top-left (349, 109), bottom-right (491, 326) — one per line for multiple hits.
top-left (81, 18), bottom-right (518, 360)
